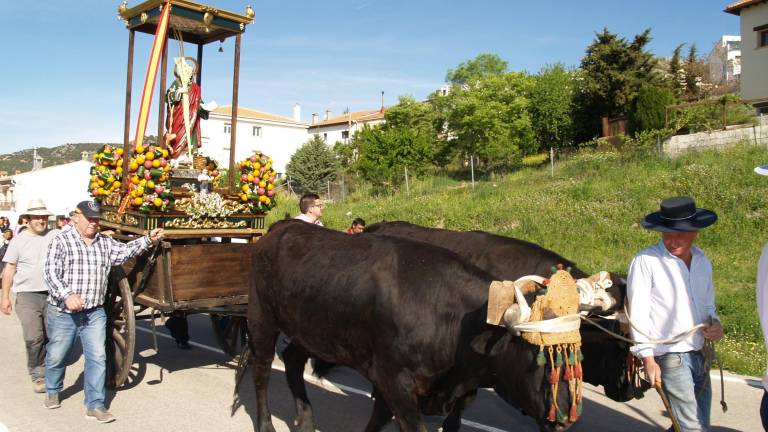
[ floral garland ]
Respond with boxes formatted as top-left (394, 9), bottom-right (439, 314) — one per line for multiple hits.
top-left (88, 145), bottom-right (124, 201)
top-left (126, 143), bottom-right (174, 213)
top-left (236, 151), bottom-right (277, 213)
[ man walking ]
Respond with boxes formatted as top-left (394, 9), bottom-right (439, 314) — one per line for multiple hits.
top-left (43, 200), bottom-right (164, 423)
top-left (1, 199), bottom-right (58, 393)
top-left (294, 193), bottom-right (324, 226)
top-left (627, 196), bottom-right (724, 432)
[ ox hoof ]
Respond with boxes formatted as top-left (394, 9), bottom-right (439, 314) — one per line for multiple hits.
top-left (257, 422), bottom-right (277, 432)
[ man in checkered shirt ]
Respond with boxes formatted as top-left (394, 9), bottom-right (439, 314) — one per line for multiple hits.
top-left (42, 200), bottom-right (164, 423)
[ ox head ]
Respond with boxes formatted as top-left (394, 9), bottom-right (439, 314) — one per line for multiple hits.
top-left (484, 270), bottom-right (585, 431)
top-left (576, 271), bottom-right (626, 315)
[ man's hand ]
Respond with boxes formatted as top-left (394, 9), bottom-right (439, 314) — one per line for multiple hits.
top-left (64, 294), bottom-right (85, 312)
top-left (703, 320), bottom-right (724, 342)
top-left (0, 296), bottom-right (11, 315)
top-left (149, 228), bottom-right (165, 242)
top-left (642, 356), bottom-right (662, 386)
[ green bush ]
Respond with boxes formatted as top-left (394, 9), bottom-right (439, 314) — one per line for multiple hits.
top-left (630, 85), bottom-right (676, 133)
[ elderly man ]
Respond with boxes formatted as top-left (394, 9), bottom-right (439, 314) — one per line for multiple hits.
top-left (43, 200), bottom-right (164, 423)
top-left (1, 199), bottom-right (58, 393)
top-left (627, 196), bottom-right (724, 432)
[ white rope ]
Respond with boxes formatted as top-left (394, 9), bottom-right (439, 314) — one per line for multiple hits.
top-left (504, 275), bottom-right (581, 334)
top-left (575, 271), bottom-right (615, 311)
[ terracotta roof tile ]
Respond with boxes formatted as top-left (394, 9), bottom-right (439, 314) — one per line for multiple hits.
top-left (309, 109), bottom-right (386, 129)
top-left (725, 0), bottom-right (767, 14)
top-left (211, 106), bottom-right (307, 126)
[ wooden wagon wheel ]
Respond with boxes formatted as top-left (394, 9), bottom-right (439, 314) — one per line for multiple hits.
top-left (210, 314), bottom-right (248, 358)
top-left (106, 271), bottom-right (136, 388)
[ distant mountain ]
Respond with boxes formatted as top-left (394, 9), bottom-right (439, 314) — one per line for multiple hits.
top-left (0, 143), bottom-right (119, 175)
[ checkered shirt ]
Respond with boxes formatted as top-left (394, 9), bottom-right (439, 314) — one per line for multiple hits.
top-left (44, 228), bottom-right (152, 312)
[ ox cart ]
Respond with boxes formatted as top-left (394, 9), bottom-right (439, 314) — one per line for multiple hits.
top-left (98, 0), bottom-right (262, 387)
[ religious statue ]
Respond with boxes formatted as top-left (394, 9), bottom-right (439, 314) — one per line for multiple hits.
top-left (165, 57), bottom-right (216, 160)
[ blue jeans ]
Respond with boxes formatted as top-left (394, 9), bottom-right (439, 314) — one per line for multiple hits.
top-left (45, 305), bottom-right (107, 410)
top-left (761, 390), bottom-right (768, 431)
top-left (657, 351), bottom-right (711, 432)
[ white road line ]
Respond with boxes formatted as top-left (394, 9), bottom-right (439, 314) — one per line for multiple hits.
top-left (135, 325), bottom-right (508, 431)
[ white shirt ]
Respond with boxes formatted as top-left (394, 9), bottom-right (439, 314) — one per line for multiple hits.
top-left (294, 214), bottom-right (323, 227)
top-left (627, 241), bottom-right (719, 358)
top-left (756, 242), bottom-right (768, 390)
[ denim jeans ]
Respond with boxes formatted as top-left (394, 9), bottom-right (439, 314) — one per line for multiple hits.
top-left (45, 304), bottom-right (107, 410)
top-left (657, 350), bottom-right (711, 432)
top-left (15, 292), bottom-right (48, 381)
top-left (760, 390), bottom-right (768, 431)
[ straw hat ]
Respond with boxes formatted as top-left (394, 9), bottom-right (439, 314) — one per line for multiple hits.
top-left (24, 199), bottom-right (54, 216)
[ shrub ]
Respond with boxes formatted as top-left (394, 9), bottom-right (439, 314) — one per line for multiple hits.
top-left (629, 85), bottom-right (676, 133)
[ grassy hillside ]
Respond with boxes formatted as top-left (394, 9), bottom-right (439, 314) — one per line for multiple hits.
top-left (267, 143), bottom-right (768, 376)
top-left (0, 143), bottom-right (113, 174)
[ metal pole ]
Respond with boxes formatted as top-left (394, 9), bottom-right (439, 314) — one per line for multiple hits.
top-left (228, 34), bottom-right (242, 192)
top-left (404, 167), bottom-right (410, 196)
top-left (327, 180), bottom-right (331, 200)
top-left (550, 146), bottom-right (554, 177)
top-left (122, 30), bottom-right (135, 196)
top-left (470, 154), bottom-right (475, 189)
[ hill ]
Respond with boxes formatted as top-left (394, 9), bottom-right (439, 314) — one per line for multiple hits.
top-left (267, 143), bottom-right (768, 376)
top-left (0, 143), bottom-right (117, 175)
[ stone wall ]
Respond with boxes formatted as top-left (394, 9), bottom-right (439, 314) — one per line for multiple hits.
top-left (664, 116), bottom-right (768, 157)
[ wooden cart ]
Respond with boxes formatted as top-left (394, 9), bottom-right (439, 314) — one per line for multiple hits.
top-left (103, 0), bottom-right (260, 387)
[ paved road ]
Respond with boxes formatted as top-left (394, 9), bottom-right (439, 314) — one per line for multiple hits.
top-left (0, 313), bottom-right (761, 431)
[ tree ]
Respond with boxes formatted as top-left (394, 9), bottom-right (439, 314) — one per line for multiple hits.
top-left (668, 43), bottom-right (685, 96)
top-left (529, 63), bottom-right (575, 149)
top-left (683, 44), bottom-right (706, 101)
top-left (629, 84), bottom-right (677, 133)
top-left (352, 125), bottom-right (435, 189)
top-left (285, 135), bottom-right (338, 194)
top-left (573, 28), bottom-right (662, 142)
top-left (444, 72), bottom-right (534, 172)
top-left (446, 53), bottom-right (508, 86)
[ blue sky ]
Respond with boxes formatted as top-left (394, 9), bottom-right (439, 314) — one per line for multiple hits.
top-left (0, 1), bottom-right (739, 153)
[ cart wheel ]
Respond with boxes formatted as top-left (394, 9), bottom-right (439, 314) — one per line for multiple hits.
top-left (106, 275), bottom-right (136, 388)
top-left (210, 314), bottom-right (247, 358)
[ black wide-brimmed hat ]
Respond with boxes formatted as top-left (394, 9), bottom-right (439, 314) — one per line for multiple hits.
top-left (641, 196), bottom-right (717, 232)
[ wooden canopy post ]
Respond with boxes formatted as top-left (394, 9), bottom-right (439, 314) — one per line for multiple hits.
top-left (122, 30), bottom-right (135, 196)
top-left (196, 43), bottom-right (203, 85)
top-left (228, 34), bottom-right (241, 191)
top-left (158, 38), bottom-right (169, 148)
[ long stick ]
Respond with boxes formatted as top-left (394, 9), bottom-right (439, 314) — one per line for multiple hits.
top-left (133, 1), bottom-right (172, 151)
top-left (654, 380), bottom-right (681, 432)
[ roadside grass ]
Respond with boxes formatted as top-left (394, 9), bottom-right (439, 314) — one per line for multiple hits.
top-left (267, 143), bottom-right (768, 377)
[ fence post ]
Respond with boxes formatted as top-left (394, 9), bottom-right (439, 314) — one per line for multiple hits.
top-left (341, 177), bottom-right (345, 202)
top-left (327, 180), bottom-right (331, 201)
top-left (404, 166), bottom-right (410, 196)
top-left (549, 146), bottom-right (554, 178)
top-left (470, 154), bottom-right (475, 189)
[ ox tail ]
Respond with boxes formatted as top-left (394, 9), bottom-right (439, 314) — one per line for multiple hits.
top-left (231, 328), bottom-right (253, 416)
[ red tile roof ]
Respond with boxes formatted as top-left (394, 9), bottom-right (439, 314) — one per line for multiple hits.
top-left (212, 106), bottom-right (307, 126)
top-left (725, 0), bottom-right (768, 14)
top-left (308, 109), bottom-right (386, 129)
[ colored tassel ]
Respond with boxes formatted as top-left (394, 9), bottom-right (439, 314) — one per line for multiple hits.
top-left (550, 367), bottom-right (559, 384)
top-left (536, 349), bottom-right (546, 367)
top-left (564, 365), bottom-right (573, 380)
top-left (574, 362), bottom-right (583, 379)
top-left (577, 400), bottom-right (583, 415)
top-left (569, 404), bottom-right (578, 422)
top-left (577, 348), bottom-right (584, 362)
top-left (555, 350), bottom-right (563, 368)
top-left (548, 404), bottom-right (557, 422)
top-left (557, 409), bottom-right (567, 424)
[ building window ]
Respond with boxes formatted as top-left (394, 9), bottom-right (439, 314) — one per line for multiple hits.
top-left (323, 133), bottom-right (327, 141)
top-left (341, 130), bottom-right (349, 139)
top-left (760, 30), bottom-right (768, 48)
top-left (253, 126), bottom-right (262, 137)
top-left (224, 123), bottom-right (231, 134)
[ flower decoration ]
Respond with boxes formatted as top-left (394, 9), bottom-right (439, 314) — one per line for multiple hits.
top-left (205, 159), bottom-right (222, 189)
top-left (88, 145), bottom-right (124, 201)
top-left (126, 144), bottom-right (174, 213)
top-left (235, 151), bottom-right (278, 213)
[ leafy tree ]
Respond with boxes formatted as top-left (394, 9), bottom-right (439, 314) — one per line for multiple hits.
top-left (668, 43), bottom-right (685, 96)
top-left (444, 72), bottom-right (534, 172)
top-left (629, 84), bottom-right (677, 133)
top-left (285, 135), bottom-right (337, 194)
top-left (683, 44), bottom-right (705, 100)
top-left (573, 28), bottom-right (662, 142)
top-left (446, 53), bottom-right (508, 86)
top-left (352, 125), bottom-right (435, 189)
top-left (529, 63), bottom-right (575, 149)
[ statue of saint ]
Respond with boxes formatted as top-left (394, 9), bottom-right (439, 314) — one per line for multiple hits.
top-left (165, 57), bottom-right (216, 161)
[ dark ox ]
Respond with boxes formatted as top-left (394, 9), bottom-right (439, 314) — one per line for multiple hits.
top-left (364, 221), bottom-right (637, 403)
top-left (248, 219), bottom-right (575, 432)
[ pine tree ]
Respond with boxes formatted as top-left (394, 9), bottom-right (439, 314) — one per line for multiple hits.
top-left (668, 43), bottom-right (685, 96)
top-left (683, 44), bottom-right (703, 100)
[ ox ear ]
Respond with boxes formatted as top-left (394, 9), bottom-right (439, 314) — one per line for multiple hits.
top-left (470, 329), bottom-right (512, 356)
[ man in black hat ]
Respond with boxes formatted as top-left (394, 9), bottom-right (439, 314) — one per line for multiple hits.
top-left (42, 200), bottom-right (164, 423)
top-left (627, 196), bottom-right (724, 432)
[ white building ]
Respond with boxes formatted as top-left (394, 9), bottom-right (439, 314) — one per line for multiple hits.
top-left (200, 104), bottom-right (309, 174)
top-left (726, 0), bottom-right (768, 112)
top-left (708, 35), bottom-right (742, 83)
top-left (3, 160), bottom-right (93, 221)
top-left (307, 108), bottom-right (386, 144)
